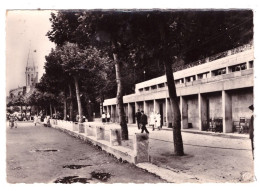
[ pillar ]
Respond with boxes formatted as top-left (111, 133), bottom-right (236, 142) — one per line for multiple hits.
top-left (180, 96), bottom-right (188, 129)
top-left (95, 126), bottom-right (105, 140)
top-left (111, 105), bottom-right (115, 123)
top-left (198, 93), bottom-right (207, 131)
top-left (116, 104), bottom-right (119, 123)
top-left (128, 103), bottom-right (133, 124)
top-left (133, 133), bottom-right (150, 163)
top-left (144, 101), bottom-right (148, 115)
top-left (78, 123), bottom-right (85, 133)
top-left (165, 98), bottom-right (168, 127)
top-left (222, 90), bottom-right (232, 133)
top-left (107, 106), bottom-right (111, 116)
top-left (86, 124), bottom-right (94, 136)
top-left (246, 61), bottom-right (250, 69)
top-left (73, 122), bottom-right (79, 131)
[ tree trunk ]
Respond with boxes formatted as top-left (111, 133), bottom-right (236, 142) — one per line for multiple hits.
top-left (113, 52), bottom-right (128, 140)
top-left (50, 103), bottom-right (53, 118)
top-left (54, 107), bottom-right (57, 116)
top-left (86, 97), bottom-right (93, 122)
top-left (69, 83), bottom-right (74, 121)
top-left (73, 76), bottom-right (83, 123)
top-left (63, 98), bottom-right (67, 120)
top-left (164, 61), bottom-right (184, 156)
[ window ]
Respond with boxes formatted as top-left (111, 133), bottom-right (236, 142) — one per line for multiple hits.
top-left (158, 83), bottom-right (165, 88)
top-left (249, 61), bottom-right (254, 68)
top-left (229, 62), bottom-right (247, 73)
top-left (212, 68), bottom-right (226, 76)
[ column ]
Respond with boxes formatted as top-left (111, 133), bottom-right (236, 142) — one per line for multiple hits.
top-left (111, 105), bottom-right (114, 123)
top-left (180, 96), bottom-right (188, 129)
top-left (246, 61), bottom-right (250, 69)
top-left (165, 98), bottom-right (168, 127)
top-left (116, 104), bottom-right (119, 123)
top-left (222, 90), bottom-right (232, 133)
top-left (226, 66), bottom-right (229, 74)
top-left (198, 93), bottom-right (207, 131)
top-left (154, 100), bottom-right (160, 114)
top-left (144, 101), bottom-right (148, 115)
top-left (128, 103), bottom-right (133, 124)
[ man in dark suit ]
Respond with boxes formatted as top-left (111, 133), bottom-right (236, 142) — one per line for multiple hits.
top-left (140, 111), bottom-right (149, 134)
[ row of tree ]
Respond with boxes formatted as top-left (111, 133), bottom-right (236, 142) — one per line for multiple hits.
top-left (27, 10), bottom-right (252, 156)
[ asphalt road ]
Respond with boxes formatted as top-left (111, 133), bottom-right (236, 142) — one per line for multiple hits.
top-left (6, 122), bottom-right (166, 184)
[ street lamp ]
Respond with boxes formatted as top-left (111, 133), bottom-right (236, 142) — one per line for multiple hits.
top-left (143, 70), bottom-right (146, 81)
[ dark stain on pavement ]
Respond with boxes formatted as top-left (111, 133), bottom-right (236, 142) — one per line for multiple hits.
top-left (31, 149), bottom-right (59, 152)
top-left (54, 176), bottom-right (90, 184)
top-left (63, 164), bottom-right (92, 169)
top-left (91, 171), bottom-right (112, 182)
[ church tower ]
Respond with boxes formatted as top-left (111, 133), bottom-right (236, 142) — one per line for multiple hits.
top-left (25, 49), bottom-right (38, 93)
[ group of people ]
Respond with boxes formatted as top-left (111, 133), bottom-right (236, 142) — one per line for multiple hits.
top-left (33, 114), bottom-right (50, 127)
top-left (135, 109), bottom-right (162, 134)
top-left (8, 114), bottom-right (18, 128)
top-left (101, 112), bottom-right (111, 124)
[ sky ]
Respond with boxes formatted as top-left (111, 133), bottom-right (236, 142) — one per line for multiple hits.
top-left (5, 10), bottom-right (55, 95)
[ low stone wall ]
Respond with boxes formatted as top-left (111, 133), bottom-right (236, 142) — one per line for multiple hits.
top-left (49, 120), bottom-right (150, 164)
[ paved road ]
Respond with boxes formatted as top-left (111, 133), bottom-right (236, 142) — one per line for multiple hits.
top-left (6, 122), bottom-right (166, 183)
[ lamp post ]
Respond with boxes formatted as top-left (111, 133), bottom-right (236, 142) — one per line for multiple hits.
top-left (143, 70), bottom-right (146, 81)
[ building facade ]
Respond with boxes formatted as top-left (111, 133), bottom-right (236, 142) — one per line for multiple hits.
top-left (103, 44), bottom-right (254, 133)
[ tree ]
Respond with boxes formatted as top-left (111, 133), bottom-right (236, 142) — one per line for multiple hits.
top-left (57, 42), bottom-right (112, 123)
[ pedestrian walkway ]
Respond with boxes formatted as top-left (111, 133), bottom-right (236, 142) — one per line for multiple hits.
top-left (89, 122), bottom-right (254, 183)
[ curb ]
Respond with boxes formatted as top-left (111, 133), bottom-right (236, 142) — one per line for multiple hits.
top-left (49, 124), bottom-right (199, 183)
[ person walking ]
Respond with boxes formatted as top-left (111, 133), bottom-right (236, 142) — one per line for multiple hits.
top-left (150, 112), bottom-right (155, 131)
top-left (155, 112), bottom-right (162, 130)
top-left (135, 109), bottom-right (142, 129)
top-left (140, 111), bottom-right (149, 134)
top-left (248, 104), bottom-right (254, 159)
top-left (33, 114), bottom-right (38, 126)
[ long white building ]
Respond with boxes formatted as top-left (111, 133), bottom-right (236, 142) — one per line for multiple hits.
top-left (103, 44), bottom-right (254, 134)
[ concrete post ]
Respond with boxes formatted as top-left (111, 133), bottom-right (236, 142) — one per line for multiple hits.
top-left (78, 123), bottom-right (85, 133)
top-left (222, 90), bottom-right (233, 133)
top-left (180, 96), bottom-right (188, 129)
top-left (133, 133), bottom-right (150, 163)
top-left (95, 126), bottom-right (105, 140)
top-left (198, 93), bottom-right (207, 131)
top-left (110, 128), bottom-right (122, 146)
top-left (73, 122), bottom-right (79, 131)
top-left (86, 124), bottom-right (94, 136)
